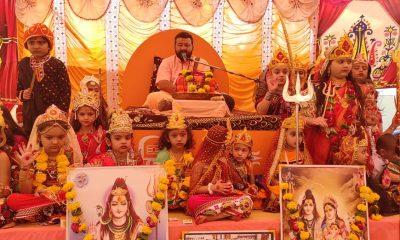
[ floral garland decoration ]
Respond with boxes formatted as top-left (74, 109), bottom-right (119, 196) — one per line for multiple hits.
top-left (348, 185), bottom-right (382, 240)
top-left (280, 182), bottom-right (311, 240)
top-left (176, 69), bottom-right (216, 93)
top-left (163, 152), bottom-right (194, 208)
top-left (33, 149), bottom-right (70, 193)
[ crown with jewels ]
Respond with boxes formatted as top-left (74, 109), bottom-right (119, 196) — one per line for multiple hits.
top-left (72, 91), bottom-right (100, 112)
top-left (328, 34), bottom-right (354, 60)
top-left (166, 110), bottom-right (187, 129)
top-left (37, 105), bottom-right (68, 125)
top-left (111, 187), bottom-right (128, 196)
top-left (292, 55), bottom-right (310, 71)
top-left (353, 53), bottom-right (368, 65)
top-left (232, 128), bottom-right (253, 147)
top-left (268, 48), bottom-right (290, 69)
top-left (282, 114), bottom-right (305, 130)
top-left (108, 109), bottom-right (133, 133)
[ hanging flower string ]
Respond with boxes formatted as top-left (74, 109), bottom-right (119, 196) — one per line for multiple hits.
top-left (280, 182), bottom-right (311, 240)
top-left (349, 185), bottom-right (382, 240)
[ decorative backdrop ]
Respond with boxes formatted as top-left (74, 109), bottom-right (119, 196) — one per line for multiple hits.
top-left (0, 0), bottom-right (398, 111)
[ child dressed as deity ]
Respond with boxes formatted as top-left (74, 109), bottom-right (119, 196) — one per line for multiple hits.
top-left (79, 75), bottom-right (108, 129)
top-left (17, 23), bottom-right (71, 135)
top-left (88, 110), bottom-right (143, 166)
top-left (188, 125), bottom-right (253, 224)
top-left (228, 129), bottom-right (258, 199)
top-left (6, 105), bottom-right (82, 224)
top-left (155, 111), bottom-right (194, 209)
top-left (71, 91), bottom-right (107, 164)
top-left (265, 114), bottom-right (312, 212)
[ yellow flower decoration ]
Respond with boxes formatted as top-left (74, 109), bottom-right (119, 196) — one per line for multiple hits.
top-left (351, 224), bottom-right (361, 233)
top-left (155, 192), bottom-right (165, 200)
top-left (299, 231), bottom-right (310, 239)
top-left (36, 162), bottom-right (48, 171)
top-left (47, 185), bottom-right (61, 194)
top-left (205, 71), bottom-right (213, 78)
top-left (83, 234), bottom-right (94, 240)
top-left (142, 225), bottom-right (152, 235)
top-left (357, 203), bottom-right (367, 212)
top-left (71, 216), bottom-right (81, 223)
top-left (359, 186), bottom-right (372, 194)
top-left (178, 191), bottom-right (188, 200)
top-left (371, 214), bottom-right (382, 221)
top-left (349, 233), bottom-right (359, 240)
top-left (79, 223), bottom-right (87, 232)
top-left (56, 154), bottom-right (70, 165)
top-left (182, 177), bottom-right (190, 188)
top-left (170, 182), bottom-right (178, 190)
top-left (289, 211), bottom-right (300, 219)
top-left (150, 214), bottom-right (158, 223)
top-left (372, 192), bottom-right (380, 202)
top-left (67, 202), bottom-right (80, 211)
top-left (185, 75), bottom-right (194, 81)
top-left (286, 201), bottom-right (297, 210)
top-left (165, 166), bottom-right (176, 175)
top-left (35, 151), bottom-right (48, 163)
top-left (283, 193), bottom-right (294, 200)
top-left (158, 183), bottom-right (168, 191)
top-left (280, 182), bottom-right (289, 190)
top-left (183, 153), bottom-right (194, 166)
top-left (62, 182), bottom-right (74, 192)
top-left (355, 216), bottom-right (365, 223)
top-left (151, 201), bottom-right (162, 212)
top-left (297, 221), bottom-right (305, 230)
top-left (159, 177), bottom-right (169, 185)
top-left (66, 190), bottom-right (77, 200)
top-left (35, 172), bottom-right (47, 183)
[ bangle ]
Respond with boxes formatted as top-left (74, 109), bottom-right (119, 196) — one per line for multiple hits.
top-left (207, 183), bottom-right (214, 195)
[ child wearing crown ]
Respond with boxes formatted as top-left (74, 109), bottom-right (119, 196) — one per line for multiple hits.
top-left (79, 75), bottom-right (109, 129)
top-left (255, 48), bottom-right (292, 117)
top-left (17, 23), bottom-right (71, 136)
top-left (6, 105), bottom-right (82, 224)
top-left (88, 110), bottom-right (143, 166)
top-left (155, 111), bottom-right (194, 209)
top-left (265, 114), bottom-right (312, 212)
top-left (71, 91), bottom-right (107, 164)
top-left (306, 34), bottom-right (367, 165)
top-left (227, 129), bottom-right (258, 199)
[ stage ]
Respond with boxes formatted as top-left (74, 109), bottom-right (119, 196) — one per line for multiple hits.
top-left (1, 212), bottom-right (398, 240)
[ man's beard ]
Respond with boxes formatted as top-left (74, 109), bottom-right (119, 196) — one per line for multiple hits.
top-left (176, 50), bottom-right (192, 62)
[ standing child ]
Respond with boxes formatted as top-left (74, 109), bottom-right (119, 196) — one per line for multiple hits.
top-left (6, 105), bottom-right (82, 224)
top-left (17, 23), bottom-right (71, 135)
top-left (155, 111), bottom-right (194, 209)
top-left (88, 109), bottom-right (142, 166)
top-left (71, 91), bottom-right (107, 164)
top-left (265, 114), bottom-right (312, 212)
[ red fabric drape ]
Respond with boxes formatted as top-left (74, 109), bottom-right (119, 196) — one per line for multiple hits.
top-left (317, 0), bottom-right (352, 37)
top-left (0, 0), bottom-right (18, 101)
top-left (378, 0), bottom-right (400, 24)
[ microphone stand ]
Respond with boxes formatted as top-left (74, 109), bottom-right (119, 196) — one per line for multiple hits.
top-left (186, 58), bottom-right (259, 82)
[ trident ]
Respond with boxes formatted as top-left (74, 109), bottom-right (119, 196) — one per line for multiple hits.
top-left (282, 73), bottom-right (314, 163)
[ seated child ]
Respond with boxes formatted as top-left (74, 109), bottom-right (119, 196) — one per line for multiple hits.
top-left (155, 111), bottom-right (194, 209)
top-left (88, 109), bottom-right (143, 166)
top-left (265, 114), bottom-right (312, 212)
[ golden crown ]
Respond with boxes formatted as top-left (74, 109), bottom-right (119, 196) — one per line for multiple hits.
top-left (108, 109), bottom-right (133, 133)
top-left (72, 91), bottom-right (100, 112)
top-left (282, 114), bottom-right (305, 130)
top-left (353, 53), bottom-right (368, 65)
top-left (111, 187), bottom-right (128, 196)
top-left (328, 35), bottom-right (354, 60)
top-left (167, 110), bottom-right (187, 129)
top-left (37, 105), bottom-right (68, 125)
top-left (268, 48), bottom-right (290, 69)
top-left (80, 75), bottom-right (100, 88)
top-left (292, 55), bottom-right (310, 70)
top-left (232, 128), bottom-right (253, 147)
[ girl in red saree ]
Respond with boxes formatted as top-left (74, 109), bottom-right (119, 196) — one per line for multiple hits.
top-left (6, 105), bottom-right (82, 223)
top-left (187, 125), bottom-right (253, 224)
top-left (306, 35), bottom-right (366, 165)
